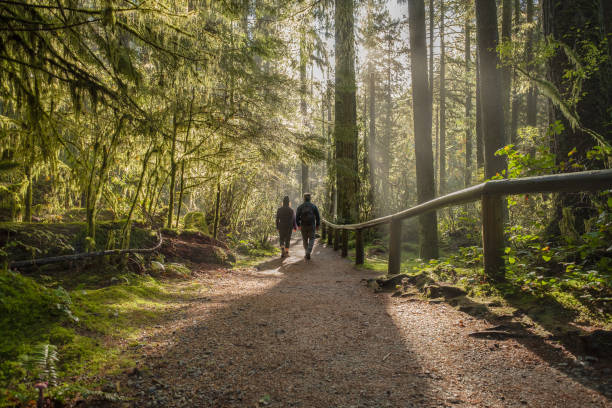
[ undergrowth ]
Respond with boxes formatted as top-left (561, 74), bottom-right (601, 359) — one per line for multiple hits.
top-left (0, 269), bottom-right (204, 406)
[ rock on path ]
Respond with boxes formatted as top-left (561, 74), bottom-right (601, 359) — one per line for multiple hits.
top-left (116, 238), bottom-right (611, 407)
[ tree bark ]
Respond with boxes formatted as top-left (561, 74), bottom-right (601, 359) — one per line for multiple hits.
top-left (334, 0), bottom-right (359, 224)
top-left (542, 0), bottom-right (612, 236)
top-left (213, 181), bottom-right (221, 240)
top-left (167, 111), bottom-right (178, 229)
top-left (475, 49), bottom-right (484, 170)
top-left (438, 0), bottom-right (446, 196)
top-left (464, 20), bottom-right (473, 188)
top-left (509, 0), bottom-right (521, 145)
top-left (300, 30), bottom-right (309, 195)
top-left (408, 0), bottom-right (439, 260)
top-left (475, 0), bottom-right (507, 180)
top-left (525, 0), bottom-right (537, 147)
top-left (368, 67), bottom-right (377, 216)
top-left (476, 0), bottom-right (507, 280)
top-left (501, 0), bottom-right (512, 145)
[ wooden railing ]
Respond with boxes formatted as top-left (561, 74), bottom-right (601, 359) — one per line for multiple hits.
top-left (320, 169), bottom-right (612, 279)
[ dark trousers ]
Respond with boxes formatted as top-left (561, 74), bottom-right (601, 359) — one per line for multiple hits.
top-left (300, 226), bottom-right (315, 254)
top-left (279, 228), bottom-right (292, 248)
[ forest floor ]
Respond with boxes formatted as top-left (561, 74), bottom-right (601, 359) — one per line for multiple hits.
top-left (101, 238), bottom-right (612, 408)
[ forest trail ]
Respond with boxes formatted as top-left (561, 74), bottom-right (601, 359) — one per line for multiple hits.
top-left (115, 239), bottom-right (611, 408)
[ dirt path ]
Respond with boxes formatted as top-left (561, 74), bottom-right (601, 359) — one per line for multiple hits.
top-left (117, 239), bottom-right (611, 408)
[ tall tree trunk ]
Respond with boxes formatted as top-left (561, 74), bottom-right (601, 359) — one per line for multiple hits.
top-left (382, 39), bottom-right (392, 214)
top-left (475, 49), bottom-right (484, 170)
top-left (326, 80), bottom-right (336, 218)
top-left (167, 111), bottom-right (178, 228)
top-left (429, 0), bottom-right (434, 104)
top-left (464, 20), bottom-right (473, 188)
top-left (509, 0), bottom-right (521, 145)
top-left (476, 0), bottom-right (507, 281)
top-left (438, 0), bottom-right (446, 195)
top-left (300, 31), bottom-right (309, 195)
top-left (368, 67), bottom-right (376, 216)
top-left (213, 181), bottom-right (221, 239)
top-left (501, 0), bottom-right (512, 144)
top-left (123, 147), bottom-right (152, 247)
top-left (334, 0), bottom-right (359, 224)
top-left (408, 0), bottom-right (439, 260)
top-left (176, 90), bottom-right (195, 228)
top-left (525, 0), bottom-right (537, 151)
top-left (476, 0), bottom-right (506, 180)
top-left (543, 0), bottom-right (612, 237)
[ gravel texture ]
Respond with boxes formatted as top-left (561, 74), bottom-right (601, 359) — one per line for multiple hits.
top-left (110, 238), bottom-right (612, 408)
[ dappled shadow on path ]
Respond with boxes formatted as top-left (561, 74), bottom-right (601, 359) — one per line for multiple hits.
top-left (121, 239), bottom-right (439, 407)
top-left (450, 292), bottom-right (612, 399)
top-left (112, 238), bottom-right (611, 407)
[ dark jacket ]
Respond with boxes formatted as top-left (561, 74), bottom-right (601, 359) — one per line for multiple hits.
top-left (296, 201), bottom-right (320, 228)
top-left (276, 205), bottom-right (296, 231)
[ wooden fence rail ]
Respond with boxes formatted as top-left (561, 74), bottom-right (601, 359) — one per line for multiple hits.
top-left (320, 169), bottom-right (612, 279)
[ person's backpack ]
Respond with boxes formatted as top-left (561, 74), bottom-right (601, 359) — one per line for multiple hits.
top-left (301, 205), bottom-right (315, 227)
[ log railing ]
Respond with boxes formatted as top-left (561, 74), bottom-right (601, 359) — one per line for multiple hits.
top-left (320, 169), bottom-right (612, 278)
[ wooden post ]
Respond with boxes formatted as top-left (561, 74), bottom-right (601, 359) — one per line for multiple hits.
top-left (321, 223), bottom-right (327, 241)
top-left (355, 229), bottom-right (364, 265)
top-left (327, 226), bottom-right (334, 246)
top-left (482, 193), bottom-right (505, 281)
top-left (341, 229), bottom-right (348, 257)
top-left (334, 228), bottom-right (340, 251)
top-left (388, 218), bottom-right (402, 275)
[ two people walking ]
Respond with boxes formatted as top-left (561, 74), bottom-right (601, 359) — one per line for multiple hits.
top-left (275, 193), bottom-right (320, 260)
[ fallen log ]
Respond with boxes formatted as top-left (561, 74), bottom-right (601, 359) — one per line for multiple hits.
top-left (9, 231), bottom-right (162, 269)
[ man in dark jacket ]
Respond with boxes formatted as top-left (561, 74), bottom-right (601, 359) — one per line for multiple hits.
top-left (276, 196), bottom-right (297, 258)
top-left (296, 193), bottom-right (320, 260)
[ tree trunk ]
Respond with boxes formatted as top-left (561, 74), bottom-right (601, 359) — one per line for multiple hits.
top-left (438, 0), bottom-right (446, 195)
top-left (334, 0), bottom-right (359, 224)
top-left (476, 0), bottom-right (507, 180)
top-left (213, 181), bottom-right (221, 239)
top-left (326, 80), bottom-right (336, 219)
top-left (501, 0), bottom-right (512, 145)
top-left (167, 111), bottom-right (178, 229)
top-left (368, 67), bottom-right (377, 216)
top-left (464, 20), bottom-right (473, 188)
top-left (176, 90), bottom-right (195, 228)
top-left (429, 0), bottom-right (434, 104)
top-left (476, 0), bottom-right (507, 281)
top-left (475, 50), bottom-right (484, 170)
top-left (382, 39), bottom-right (392, 214)
top-left (525, 0), bottom-right (537, 150)
top-left (408, 0), bottom-right (439, 260)
top-left (300, 31), bottom-right (309, 195)
top-left (542, 0), bottom-right (612, 236)
top-left (509, 0), bottom-right (521, 145)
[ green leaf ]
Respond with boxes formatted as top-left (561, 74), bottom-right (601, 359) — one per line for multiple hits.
top-left (607, 197), bottom-right (612, 209)
top-left (508, 256), bottom-right (516, 265)
top-left (542, 255), bottom-right (552, 262)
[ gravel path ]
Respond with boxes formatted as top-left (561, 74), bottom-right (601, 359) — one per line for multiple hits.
top-left (119, 238), bottom-right (611, 408)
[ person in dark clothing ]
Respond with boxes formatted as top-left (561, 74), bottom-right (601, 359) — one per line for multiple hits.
top-left (276, 196), bottom-right (297, 258)
top-left (295, 193), bottom-right (320, 260)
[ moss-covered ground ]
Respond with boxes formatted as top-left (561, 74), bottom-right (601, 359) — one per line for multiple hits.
top-left (0, 268), bottom-right (206, 406)
top-left (0, 222), bottom-right (239, 406)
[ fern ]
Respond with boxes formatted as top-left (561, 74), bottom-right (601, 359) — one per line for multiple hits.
top-left (19, 343), bottom-right (59, 386)
top-left (515, 65), bottom-right (610, 149)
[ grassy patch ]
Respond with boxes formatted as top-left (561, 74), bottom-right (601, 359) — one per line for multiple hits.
top-left (0, 269), bottom-right (204, 406)
top-left (233, 246), bottom-right (279, 268)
